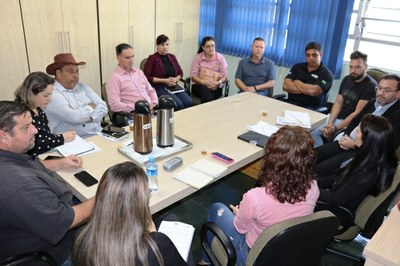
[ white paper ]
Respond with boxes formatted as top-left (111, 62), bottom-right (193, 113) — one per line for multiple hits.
top-left (247, 121), bottom-right (279, 137)
top-left (158, 221), bottom-right (195, 262)
top-left (57, 135), bottom-right (97, 156)
top-left (276, 110), bottom-right (311, 129)
top-left (173, 159), bottom-right (227, 189)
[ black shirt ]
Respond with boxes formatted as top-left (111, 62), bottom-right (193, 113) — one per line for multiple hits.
top-left (286, 62), bottom-right (334, 107)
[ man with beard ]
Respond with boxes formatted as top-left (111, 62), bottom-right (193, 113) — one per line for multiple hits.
top-left (45, 53), bottom-right (108, 138)
top-left (315, 74), bottom-right (400, 177)
top-left (311, 51), bottom-right (376, 147)
top-left (283, 41), bottom-right (334, 110)
top-left (235, 37), bottom-right (276, 96)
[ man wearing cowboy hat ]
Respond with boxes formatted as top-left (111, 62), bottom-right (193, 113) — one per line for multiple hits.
top-left (45, 53), bottom-right (107, 138)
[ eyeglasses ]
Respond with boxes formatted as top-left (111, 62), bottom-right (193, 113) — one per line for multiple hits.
top-left (375, 86), bottom-right (399, 93)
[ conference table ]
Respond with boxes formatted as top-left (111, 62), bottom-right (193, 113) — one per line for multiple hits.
top-left (54, 92), bottom-right (326, 214)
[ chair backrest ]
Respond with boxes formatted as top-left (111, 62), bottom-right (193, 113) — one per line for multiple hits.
top-left (335, 163), bottom-right (400, 241)
top-left (140, 58), bottom-right (147, 71)
top-left (1, 251), bottom-right (57, 266)
top-left (101, 83), bottom-right (128, 127)
top-left (207, 211), bottom-right (338, 266)
top-left (367, 68), bottom-right (388, 84)
top-left (247, 210), bottom-right (339, 266)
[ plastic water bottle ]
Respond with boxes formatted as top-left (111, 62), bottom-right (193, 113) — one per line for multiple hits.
top-left (146, 156), bottom-right (159, 192)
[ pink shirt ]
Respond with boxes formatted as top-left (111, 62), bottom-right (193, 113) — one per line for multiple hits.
top-left (190, 52), bottom-right (228, 80)
top-left (233, 180), bottom-right (320, 248)
top-left (106, 66), bottom-right (158, 112)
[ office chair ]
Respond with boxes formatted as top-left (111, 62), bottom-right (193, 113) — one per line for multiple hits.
top-left (186, 78), bottom-right (230, 105)
top-left (0, 251), bottom-right (57, 266)
top-left (140, 58), bottom-right (191, 102)
top-left (366, 68), bottom-right (388, 84)
top-left (200, 210), bottom-right (339, 266)
top-left (317, 163), bottom-right (400, 264)
top-left (101, 83), bottom-right (133, 127)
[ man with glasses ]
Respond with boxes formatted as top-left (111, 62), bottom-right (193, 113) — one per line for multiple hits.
top-left (315, 74), bottom-right (400, 177)
top-left (311, 51), bottom-right (376, 147)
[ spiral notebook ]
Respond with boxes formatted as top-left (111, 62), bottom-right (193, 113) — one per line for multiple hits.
top-left (158, 221), bottom-right (195, 262)
top-left (173, 159), bottom-right (227, 189)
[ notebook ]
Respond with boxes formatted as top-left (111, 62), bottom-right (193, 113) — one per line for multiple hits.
top-left (56, 135), bottom-right (96, 156)
top-left (158, 221), bottom-right (195, 262)
top-left (166, 84), bottom-right (185, 94)
top-left (173, 159), bottom-right (227, 189)
top-left (237, 131), bottom-right (269, 148)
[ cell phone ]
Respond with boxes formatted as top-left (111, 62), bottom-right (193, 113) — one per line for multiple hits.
top-left (211, 152), bottom-right (234, 164)
top-left (102, 126), bottom-right (124, 133)
top-left (74, 170), bottom-right (98, 187)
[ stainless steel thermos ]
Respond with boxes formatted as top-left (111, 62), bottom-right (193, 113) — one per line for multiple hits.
top-left (133, 100), bottom-right (152, 154)
top-left (155, 95), bottom-right (176, 148)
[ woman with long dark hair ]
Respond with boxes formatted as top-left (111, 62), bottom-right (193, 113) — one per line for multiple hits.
top-left (190, 36), bottom-right (228, 103)
top-left (318, 115), bottom-right (397, 225)
top-left (200, 126), bottom-right (319, 265)
top-left (144, 34), bottom-right (192, 110)
top-left (72, 162), bottom-right (187, 266)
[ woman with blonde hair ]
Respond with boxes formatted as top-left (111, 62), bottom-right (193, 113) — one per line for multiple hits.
top-left (200, 126), bottom-right (319, 265)
top-left (72, 162), bottom-right (187, 266)
top-left (15, 71), bottom-right (75, 155)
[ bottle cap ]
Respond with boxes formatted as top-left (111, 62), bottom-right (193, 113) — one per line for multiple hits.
top-left (148, 156), bottom-right (155, 162)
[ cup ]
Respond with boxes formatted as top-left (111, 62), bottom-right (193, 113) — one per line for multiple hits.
top-left (201, 147), bottom-right (208, 155)
top-left (261, 110), bottom-right (268, 116)
top-left (129, 122), bottom-right (134, 132)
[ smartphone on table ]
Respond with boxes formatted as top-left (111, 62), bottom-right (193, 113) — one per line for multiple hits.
top-left (211, 152), bottom-right (234, 164)
top-left (74, 170), bottom-right (98, 187)
top-left (102, 126), bottom-right (124, 133)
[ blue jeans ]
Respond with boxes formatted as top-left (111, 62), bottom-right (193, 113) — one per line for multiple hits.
top-left (310, 116), bottom-right (343, 147)
top-left (156, 87), bottom-right (192, 110)
top-left (202, 203), bottom-right (248, 266)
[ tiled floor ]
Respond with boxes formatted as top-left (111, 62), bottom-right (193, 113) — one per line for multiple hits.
top-left (152, 172), bottom-right (257, 262)
top-left (153, 171), bottom-right (367, 265)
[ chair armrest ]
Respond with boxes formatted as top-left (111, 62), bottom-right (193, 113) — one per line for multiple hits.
top-left (111, 111), bottom-right (134, 127)
top-left (316, 106), bottom-right (328, 114)
top-left (272, 94), bottom-right (287, 100)
top-left (200, 222), bottom-right (236, 266)
top-left (223, 80), bottom-right (230, 97)
top-left (1, 251), bottom-right (57, 266)
top-left (315, 201), bottom-right (355, 235)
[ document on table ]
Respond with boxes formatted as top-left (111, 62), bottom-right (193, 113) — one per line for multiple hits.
top-left (56, 135), bottom-right (97, 156)
top-left (173, 159), bottom-right (228, 189)
top-left (158, 221), bottom-right (195, 262)
top-left (247, 121), bottom-right (279, 136)
top-left (276, 110), bottom-right (311, 128)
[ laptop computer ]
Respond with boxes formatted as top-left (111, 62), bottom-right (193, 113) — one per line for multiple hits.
top-left (237, 131), bottom-right (269, 148)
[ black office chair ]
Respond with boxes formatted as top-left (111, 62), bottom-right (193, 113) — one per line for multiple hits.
top-left (201, 210), bottom-right (339, 266)
top-left (0, 251), bottom-right (57, 266)
top-left (186, 78), bottom-right (230, 105)
top-left (317, 163), bottom-right (400, 265)
top-left (101, 83), bottom-right (133, 127)
top-left (273, 91), bottom-right (330, 114)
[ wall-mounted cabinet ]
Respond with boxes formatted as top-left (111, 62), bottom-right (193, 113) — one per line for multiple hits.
top-left (98, 0), bottom-right (156, 84)
top-left (155, 0), bottom-right (200, 77)
top-left (0, 0), bottom-right (199, 100)
top-left (0, 0), bottom-right (29, 100)
top-left (20, 0), bottom-right (101, 94)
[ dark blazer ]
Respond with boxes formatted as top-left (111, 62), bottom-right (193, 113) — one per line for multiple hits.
top-left (344, 98), bottom-right (400, 148)
top-left (143, 53), bottom-right (184, 87)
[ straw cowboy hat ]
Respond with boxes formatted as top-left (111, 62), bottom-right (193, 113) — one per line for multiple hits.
top-left (46, 53), bottom-right (86, 75)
